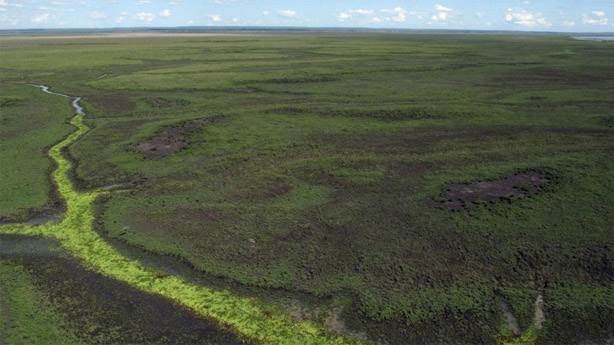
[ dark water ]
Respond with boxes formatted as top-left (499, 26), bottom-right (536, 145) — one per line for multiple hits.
top-left (0, 234), bottom-right (247, 344)
top-left (0, 235), bottom-right (63, 257)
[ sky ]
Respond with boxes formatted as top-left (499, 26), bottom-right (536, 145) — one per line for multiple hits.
top-left (0, 0), bottom-right (613, 32)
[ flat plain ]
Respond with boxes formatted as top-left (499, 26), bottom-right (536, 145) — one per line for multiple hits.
top-left (0, 33), bottom-right (613, 345)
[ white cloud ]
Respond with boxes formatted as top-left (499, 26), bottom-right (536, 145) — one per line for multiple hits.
top-left (135, 12), bottom-right (156, 22)
top-left (380, 7), bottom-right (409, 23)
top-left (348, 9), bottom-right (373, 16)
top-left (431, 4), bottom-right (453, 22)
top-left (278, 10), bottom-right (297, 18)
top-left (31, 13), bottom-right (51, 23)
top-left (583, 11), bottom-right (608, 25)
top-left (337, 8), bottom-right (374, 22)
top-left (337, 12), bottom-right (350, 21)
top-left (208, 14), bottom-right (221, 22)
top-left (505, 8), bottom-right (551, 27)
top-left (159, 9), bottom-right (172, 18)
top-left (592, 10), bottom-right (606, 17)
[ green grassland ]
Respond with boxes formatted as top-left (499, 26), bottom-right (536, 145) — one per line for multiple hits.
top-left (0, 84), bottom-right (73, 220)
top-left (0, 33), bottom-right (613, 344)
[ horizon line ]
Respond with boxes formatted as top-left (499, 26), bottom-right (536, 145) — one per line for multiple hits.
top-left (1, 25), bottom-right (613, 36)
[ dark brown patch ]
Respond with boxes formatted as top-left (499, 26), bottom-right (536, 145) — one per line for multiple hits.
top-left (438, 171), bottom-right (551, 211)
top-left (85, 93), bottom-right (136, 115)
top-left (269, 106), bottom-right (446, 121)
top-left (277, 222), bottom-right (321, 243)
top-left (146, 97), bottom-right (191, 108)
top-left (134, 117), bottom-right (221, 159)
top-left (264, 184), bottom-right (293, 198)
top-left (495, 67), bottom-right (614, 86)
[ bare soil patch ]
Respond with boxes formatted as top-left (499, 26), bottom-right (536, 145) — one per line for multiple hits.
top-left (134, 116), bottom-right (222, 159)
top-left (438, 170), bottom-right (551, 211)
top-left (264, 184), bottom-right (293, 198)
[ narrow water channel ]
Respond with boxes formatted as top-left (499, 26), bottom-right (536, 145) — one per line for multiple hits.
top-left (0, 84), bottom-right (360, 345)
top-left (0, 85), bottom-right (247, 345)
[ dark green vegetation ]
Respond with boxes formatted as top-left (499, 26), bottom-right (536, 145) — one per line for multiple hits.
top-left (1, 33), bottom-right (613, 344)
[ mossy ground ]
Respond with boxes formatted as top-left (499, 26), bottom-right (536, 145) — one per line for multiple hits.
top-left (0, 110), bottom-right (361, 345)
top-left (1, 33), bottom-right (612, 344)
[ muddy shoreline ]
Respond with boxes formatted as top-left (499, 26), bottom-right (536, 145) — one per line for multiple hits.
top-left (0, 234), bottom-right (245, 345)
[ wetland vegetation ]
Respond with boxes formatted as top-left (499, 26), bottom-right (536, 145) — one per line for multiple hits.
top-left (0, 32), bottom-right (612, 344)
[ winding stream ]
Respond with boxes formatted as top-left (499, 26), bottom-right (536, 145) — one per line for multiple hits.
top-left (0, 85), bottom-right (546, 345)
top-left (32, 85), bottom-right (84, 116)
top-left (0, 85), bottom-right (359, 345)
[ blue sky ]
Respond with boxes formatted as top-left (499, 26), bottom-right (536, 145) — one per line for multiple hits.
top-left (0, 0), bottom-right (613, 32)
